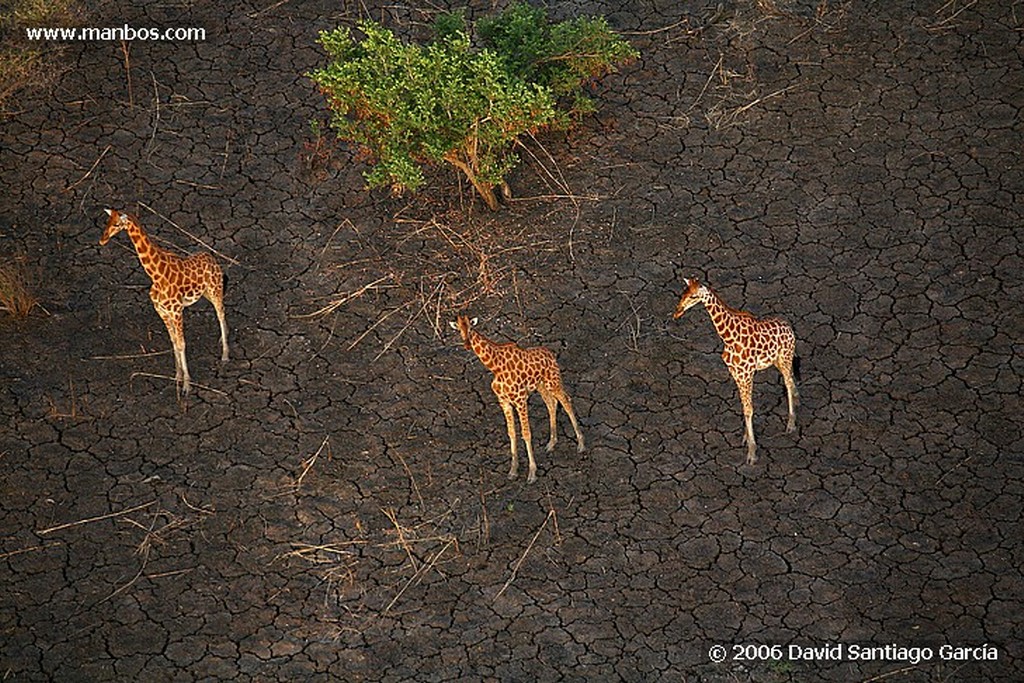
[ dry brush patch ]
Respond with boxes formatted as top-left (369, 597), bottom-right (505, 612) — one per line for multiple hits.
top-left (0, 0), bottom-right (85, 115)
top-left (0, 255), bottom-right (39, 319)
top-left (298, 199), bottom-right (584, 361)
top-left (34, 497), bottom-right (214, 603)
top-left (686, 0), bottom-right (849, 130)
top-left (280, 499), bottom-right (469, 642)
top-left (273, 439), bottom-right (530, 642)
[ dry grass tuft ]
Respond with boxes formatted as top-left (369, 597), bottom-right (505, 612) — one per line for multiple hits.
top-left (927, 0), bottom-right (978, 33)
top-left (379, 505), bottom-right (459, 615)
top-left (687, 0), bottom-right (849, 130)
top-left (278, 541), bottom-right (363, 607)
top-left (0, 256), bottom-right (39, 319)
top-left (0, 0), bottom-right (84, 114)
top-left (101, 497), bottom-right (213, 602)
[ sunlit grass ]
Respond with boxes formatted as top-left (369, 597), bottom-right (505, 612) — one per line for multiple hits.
top-left (0, 0), bottom-right (83, 113)
top-left (0, 258), bottom-right (39, 320)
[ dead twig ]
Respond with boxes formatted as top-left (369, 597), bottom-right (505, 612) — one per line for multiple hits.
top-left (494, 509), bottom-right (553, 601)
top-left (860, 664), bottom-right (925, 682)
top-left (933, 455), bottom-right (973, 487)
top-left (927, 0), bottom-right (978, 31)
top-left (38, 500), bottom-right (156, 536)
top-left (249, 0), bottom-right (294, 17)
top-left (293, 275), bottom-right (392, 319)
top-left (297, 436), bottom-right (330, 488)
top-left (136, 201), bottom-right (240, 266)
top-left (89, 350), bottom-right (170, 360)
top-left (372, 275), bottom-right (449, 361)
top-left (381, 537), bottom-right (455, 616)
top-left (382, 507), bottom-right (419, 572)
top-left (319, 218), bottom-right (356, 260)
top-left (0, 542), bottom-right (63, 560)
top-left (622, 18), bottom-right (693, 36)
top-left (278, 541), bottom-right (366, 564)
top-left (477, 469), bottom-right (491, 549)
top-left (180, 494), bottom-right (214, 517)
top-left (688, 54), bottom-right (723, 113)
top-left (64, 145), bottom-right (111, 192)
top-left (174, 179), bottom-right (222, 190)
top-left (729, 84), bottom-right (799, 116)
top-left (144, 71), bottom-right (160, 159)
top-left (708, 84), bottom-right (799, 129)
top-left (99, 510), bottom-right (160, 604)
top-left (120, 40), bottom-right (133, 107)
top-left (519, 133), bottom-right (582, 263)
top-left (128, 371), bottom-right (229, 397)
top-left (347, 299), bottom-right (416, 352)
top-left (44, 379), bottom-right (79, 419)
top-left (393, 449), bottom-right (425, 512)
top-left (615, 291), bottom-right (646, 352)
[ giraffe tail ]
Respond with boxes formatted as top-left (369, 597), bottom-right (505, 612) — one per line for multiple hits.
top-left (793, 355), bottom-right (801, 383)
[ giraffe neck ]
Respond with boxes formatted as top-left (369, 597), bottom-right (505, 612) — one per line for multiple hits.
top-left (700, 286), bottom-right (745, 346)
top-left (123, 220), bottom-right (167, 282)
top-left (468, 329), bottom-right (506, 373)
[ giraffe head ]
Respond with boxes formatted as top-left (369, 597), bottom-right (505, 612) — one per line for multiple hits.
top-left (449, 315), bottom-right (479, 350)
top-left (100, 208), bottom-right (134, 245)
top-left (673, 277), bottom-right (703, 319)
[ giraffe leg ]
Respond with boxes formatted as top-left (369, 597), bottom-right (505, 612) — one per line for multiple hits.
top-left (730, 367), bottom-right (756, 465)
top-left (208, 292), bottom-right (229, 362)
top-left (157, 306), bottom-right (190, 395)
top-left (779, 358), bottom-right (799, 434)
top-left (743, 403), bottom-right (756, 464)
top-left (556, 389), bottom-right (585, 453)
top-left (539, 387), bottom-right (559, 453)
top-left (207, 268), bottom-right (229, 362)
top-left (514, 399), bottom-right (537, 483)
top-left (499, 399), bottom-right (519, 480)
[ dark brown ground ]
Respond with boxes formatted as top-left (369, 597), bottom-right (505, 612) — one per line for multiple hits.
top-left (2, 1), bottom-right (1022, 681)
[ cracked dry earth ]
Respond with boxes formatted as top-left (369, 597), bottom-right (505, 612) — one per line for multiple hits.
top-left (1, 1), bottom-right (1022, 681)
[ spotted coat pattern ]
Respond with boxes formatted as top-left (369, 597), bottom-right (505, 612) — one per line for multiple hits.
top-left (100, 209), bottom-right (229, 395)
top-left (451, 315), bottom-right (584, 483)
top-left (674, 278), bottom-right (799, 465)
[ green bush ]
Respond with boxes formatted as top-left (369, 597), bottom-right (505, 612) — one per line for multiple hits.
top-left (310, 3), bottom-right (636, 210)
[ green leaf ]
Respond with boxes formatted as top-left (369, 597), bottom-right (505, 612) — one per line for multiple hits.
top-left (309, 4), bottom-right (636, 208)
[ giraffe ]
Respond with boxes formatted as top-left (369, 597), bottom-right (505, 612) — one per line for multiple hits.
top-left (673, 278), bottom-right (799, 465)
top-left (100, 209), bottom-right (228, 395)
top-left (450, 315), bottom-right (585, 483)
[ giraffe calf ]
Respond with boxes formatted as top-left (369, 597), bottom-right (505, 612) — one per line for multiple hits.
top-left (450, 315), bottom-right (585, 483)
